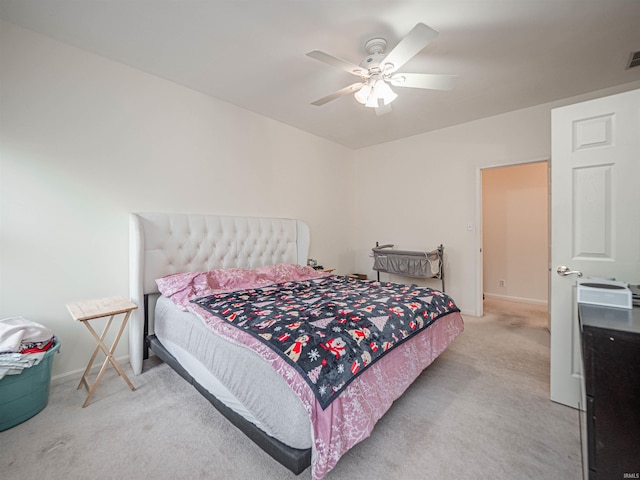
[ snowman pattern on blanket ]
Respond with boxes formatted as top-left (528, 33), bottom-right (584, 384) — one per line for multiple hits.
top-left (193, 275), bottom-right (459, 409)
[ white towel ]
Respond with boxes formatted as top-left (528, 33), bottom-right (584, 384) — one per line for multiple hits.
top-left (0, 316), bottom-right (53, 354)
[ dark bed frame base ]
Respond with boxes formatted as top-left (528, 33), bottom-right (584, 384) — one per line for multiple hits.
top-left (143, 331), bottom-right (311, 475)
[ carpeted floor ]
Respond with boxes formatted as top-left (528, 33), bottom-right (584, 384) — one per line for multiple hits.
top-left (0, 299), bottom-right (581, 479)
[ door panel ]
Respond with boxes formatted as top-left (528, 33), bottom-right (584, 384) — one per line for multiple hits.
top-left (573, 164), bottom-right (612, 258)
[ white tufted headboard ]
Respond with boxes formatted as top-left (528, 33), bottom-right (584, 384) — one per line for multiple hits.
top-left (128, 212), bottom-right (310, 375)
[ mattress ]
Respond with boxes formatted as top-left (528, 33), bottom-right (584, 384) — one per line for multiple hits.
top-left (154, 295), bottom-right (312, 449)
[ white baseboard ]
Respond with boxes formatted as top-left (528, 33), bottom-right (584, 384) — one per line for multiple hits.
top-left (483, 293), bottom-right (548, 306)
top-left (51, 354), bottom-right (130, 387)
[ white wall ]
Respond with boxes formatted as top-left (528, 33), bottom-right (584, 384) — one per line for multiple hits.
top-left (352, 79), bottom-right (640, 315)
top-left (0, 21), bottom-right (355, 380)
top-left (482, 162), bottom-right (548, 304)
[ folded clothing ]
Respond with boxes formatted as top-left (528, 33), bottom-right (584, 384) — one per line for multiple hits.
top-left (0, 350), bottom-right (48, 379)
top-left (0, 316), bottom-right (54, 354)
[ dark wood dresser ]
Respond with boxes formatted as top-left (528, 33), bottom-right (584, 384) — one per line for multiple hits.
top-left (579, 304), bottom-right (640, 479)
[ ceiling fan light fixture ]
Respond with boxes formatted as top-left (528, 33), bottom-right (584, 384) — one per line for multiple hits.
top-left (356, 78), bottom-right (398, 108)
top-left (364, 94), bottom-right (380, 108)
top-left (375, 80), bottom-right (398, 105)
top-left (354, 84), bottom-right (372, 104)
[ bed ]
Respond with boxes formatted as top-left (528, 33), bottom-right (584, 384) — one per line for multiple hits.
top-left (129, 212), bottom-right (464, 479)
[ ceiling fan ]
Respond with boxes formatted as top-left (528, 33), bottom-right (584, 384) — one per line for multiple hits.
top-left (306, 23), bottom-right (457, 115)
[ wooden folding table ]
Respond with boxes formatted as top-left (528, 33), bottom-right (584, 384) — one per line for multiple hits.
top-left (66, 296), bottom-right (137, 407)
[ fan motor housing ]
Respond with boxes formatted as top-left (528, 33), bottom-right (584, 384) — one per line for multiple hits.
top-left (360, 37), bottom-right (389, 72)
top-left (360, 53), bottom-right (386, 72)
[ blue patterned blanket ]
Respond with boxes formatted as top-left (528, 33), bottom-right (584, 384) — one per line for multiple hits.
top-left (193, 275), bottom-right (459, 409)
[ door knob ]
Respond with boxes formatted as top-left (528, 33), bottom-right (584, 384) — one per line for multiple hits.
top-left (557, 265), bottom-right (583, 277)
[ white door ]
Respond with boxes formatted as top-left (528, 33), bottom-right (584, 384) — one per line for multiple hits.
top-left (550, 88), bottom-right (640, 408)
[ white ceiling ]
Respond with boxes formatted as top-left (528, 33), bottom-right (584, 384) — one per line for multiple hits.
top-left (2, 1), bottom-right (640, 149)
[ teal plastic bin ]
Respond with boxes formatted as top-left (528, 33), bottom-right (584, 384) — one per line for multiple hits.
top-left (0, 339), bottom-right (60, 431)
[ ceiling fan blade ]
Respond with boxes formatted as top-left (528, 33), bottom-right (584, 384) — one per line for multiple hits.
top-left (311, 82), bottom-right (365, 106)
top-left (389, 73), bottom-right (457, 90)
top-left (381, 23), bottom-right (439, 73)
top-left (306, 50), bottom-right (367, 77)
top-left (375, 103), bottom-right (393, 116)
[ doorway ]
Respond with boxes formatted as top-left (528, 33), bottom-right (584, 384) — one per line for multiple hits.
top-left (480, 161), bottom-right (549, 319)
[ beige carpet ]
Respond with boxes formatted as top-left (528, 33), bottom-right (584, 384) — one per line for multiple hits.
top-left (0, 300), bottom-right (581, 479)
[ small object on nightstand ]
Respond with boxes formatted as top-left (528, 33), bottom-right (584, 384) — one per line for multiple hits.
top-left (66, 296), bottom-right (137, 407)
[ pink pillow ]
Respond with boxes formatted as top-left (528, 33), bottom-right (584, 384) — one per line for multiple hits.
top-left (156, 263), bottom-right (330, 311)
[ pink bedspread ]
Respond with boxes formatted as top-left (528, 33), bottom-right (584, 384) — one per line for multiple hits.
top-left (157, 265), bottom-right (464, 479)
